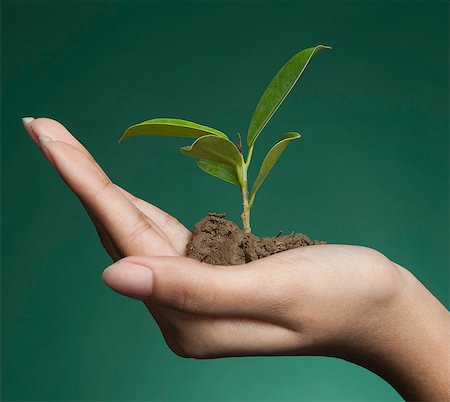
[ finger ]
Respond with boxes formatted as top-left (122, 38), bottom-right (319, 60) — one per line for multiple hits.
top-left (24, 117), bottom-right (190, 254)
top-left (102, 255), bottom-right (288, 322)
top-left (38, 138), bottom-right (178, 257)
top-left (22, 118), bottom-right (121, 259)
top-left (24, 117), bottom-right (97, 163)
top-left (116, 185), bottom-right (191, 254)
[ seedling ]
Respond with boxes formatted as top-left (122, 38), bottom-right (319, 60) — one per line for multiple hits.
top-left (119, 45), bottom-right (331, 233)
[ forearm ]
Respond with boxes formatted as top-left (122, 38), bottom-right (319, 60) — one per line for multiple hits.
top-left (345, 264), bottom-right (450, 401)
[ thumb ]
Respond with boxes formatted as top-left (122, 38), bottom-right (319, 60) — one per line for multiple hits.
top-left (102, 257), bottom-right (154, 300)
top-left (102, 255), bottom-right (275, 318)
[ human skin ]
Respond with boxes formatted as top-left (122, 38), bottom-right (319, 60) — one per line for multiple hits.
top-left (23, 117), bottom-right (449, 401)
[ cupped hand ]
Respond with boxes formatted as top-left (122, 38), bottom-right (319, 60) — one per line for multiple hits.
top-left (22, 117), bottom-right (396, 355)
top-left (24, 118), bottom-right (449, 400)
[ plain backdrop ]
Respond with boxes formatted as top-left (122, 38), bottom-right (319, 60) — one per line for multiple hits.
top-left (2, 0), bottom-right (448, 401)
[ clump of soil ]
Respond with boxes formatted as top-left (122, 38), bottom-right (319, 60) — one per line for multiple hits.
top-left (186, 213), bottom-right (325, 266)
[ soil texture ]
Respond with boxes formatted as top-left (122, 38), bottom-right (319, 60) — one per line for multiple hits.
top-left (186, 213), bottom-right (325, 266)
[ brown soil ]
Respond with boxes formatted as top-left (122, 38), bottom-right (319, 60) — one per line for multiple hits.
top-left (186, 213), bottom-right (325, 265)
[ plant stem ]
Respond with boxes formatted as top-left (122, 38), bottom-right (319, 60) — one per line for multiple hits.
top-left (240, 167), bottom-right (251, 233)
top-left (246, 144), bottom-right (254, 165)
top-left (240, 145), bottom-right (254, 233)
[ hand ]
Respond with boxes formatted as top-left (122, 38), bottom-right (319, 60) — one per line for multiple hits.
top-left (24, 117), bottom-right (449, 401)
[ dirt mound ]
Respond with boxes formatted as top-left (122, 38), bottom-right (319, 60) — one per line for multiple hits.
top-left (186, 213), bottom-right (325, 265)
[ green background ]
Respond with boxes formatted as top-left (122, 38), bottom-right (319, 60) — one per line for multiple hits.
top-left (2, 0), bottom-right (448, 400)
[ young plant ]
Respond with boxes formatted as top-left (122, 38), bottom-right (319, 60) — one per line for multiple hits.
top-left (119, 45), bottom-right (331, 233)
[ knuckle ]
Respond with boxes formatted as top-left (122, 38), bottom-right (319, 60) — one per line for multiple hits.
top-left (348, 246), bottom-right (394, 269)
top-left (361, 247), bottom-right (398, 279)
top-left (360, 246), bottom-right (391, 265)
top-left (175, 273), bottom-right (212, 314)
top-left (159, 213), bottom-right (181, 233)
top-left (176, 289), bottom-right (204, 315)
top-left (354, 246), bottom-right (402, 303)
top-left (91, 176), bottom-right (113, 202)
top-left (126, 213), bottom-right (151, 243)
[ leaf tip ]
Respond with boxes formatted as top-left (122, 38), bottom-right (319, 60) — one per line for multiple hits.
top-left (118, 128), bottom-right (130, 144)
top-left (318, 44), bottom-right (333, 51)
top-left (284, 131), bottom-right (301, 140)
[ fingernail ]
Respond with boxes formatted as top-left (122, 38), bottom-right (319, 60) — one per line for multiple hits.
top-left (22, 117), bottom-right (35, 126)
top-left (102, 261), bottom-right (154, 300)
top-left (22, 116), bottom-right (40, 145)
top-left (39, 135), bottom-right (52, 146)
top-left (22, 117), bottom-right (51, 146)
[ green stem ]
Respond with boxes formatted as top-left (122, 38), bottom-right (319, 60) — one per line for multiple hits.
top-left (240, 168), bottom-right (251, 233)
top-left (246, 144), bottom-right (254, 165)
top-left (240, 145), bottom-right (254, 233)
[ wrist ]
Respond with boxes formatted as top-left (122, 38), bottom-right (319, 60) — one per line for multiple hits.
top-left (340, 263), bottom-right (449, 401)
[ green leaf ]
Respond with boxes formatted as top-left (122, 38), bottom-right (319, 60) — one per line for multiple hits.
top-left (181, 135), bottom-right (243, 167)
top-left (119, 118), bottom-right (228, 143)
top-left (250, 132), bottom-right (301, 205)
top-left (247, 45), bottom-right (331, 146)
top-left (196, 159), bottom-right (240, 186)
